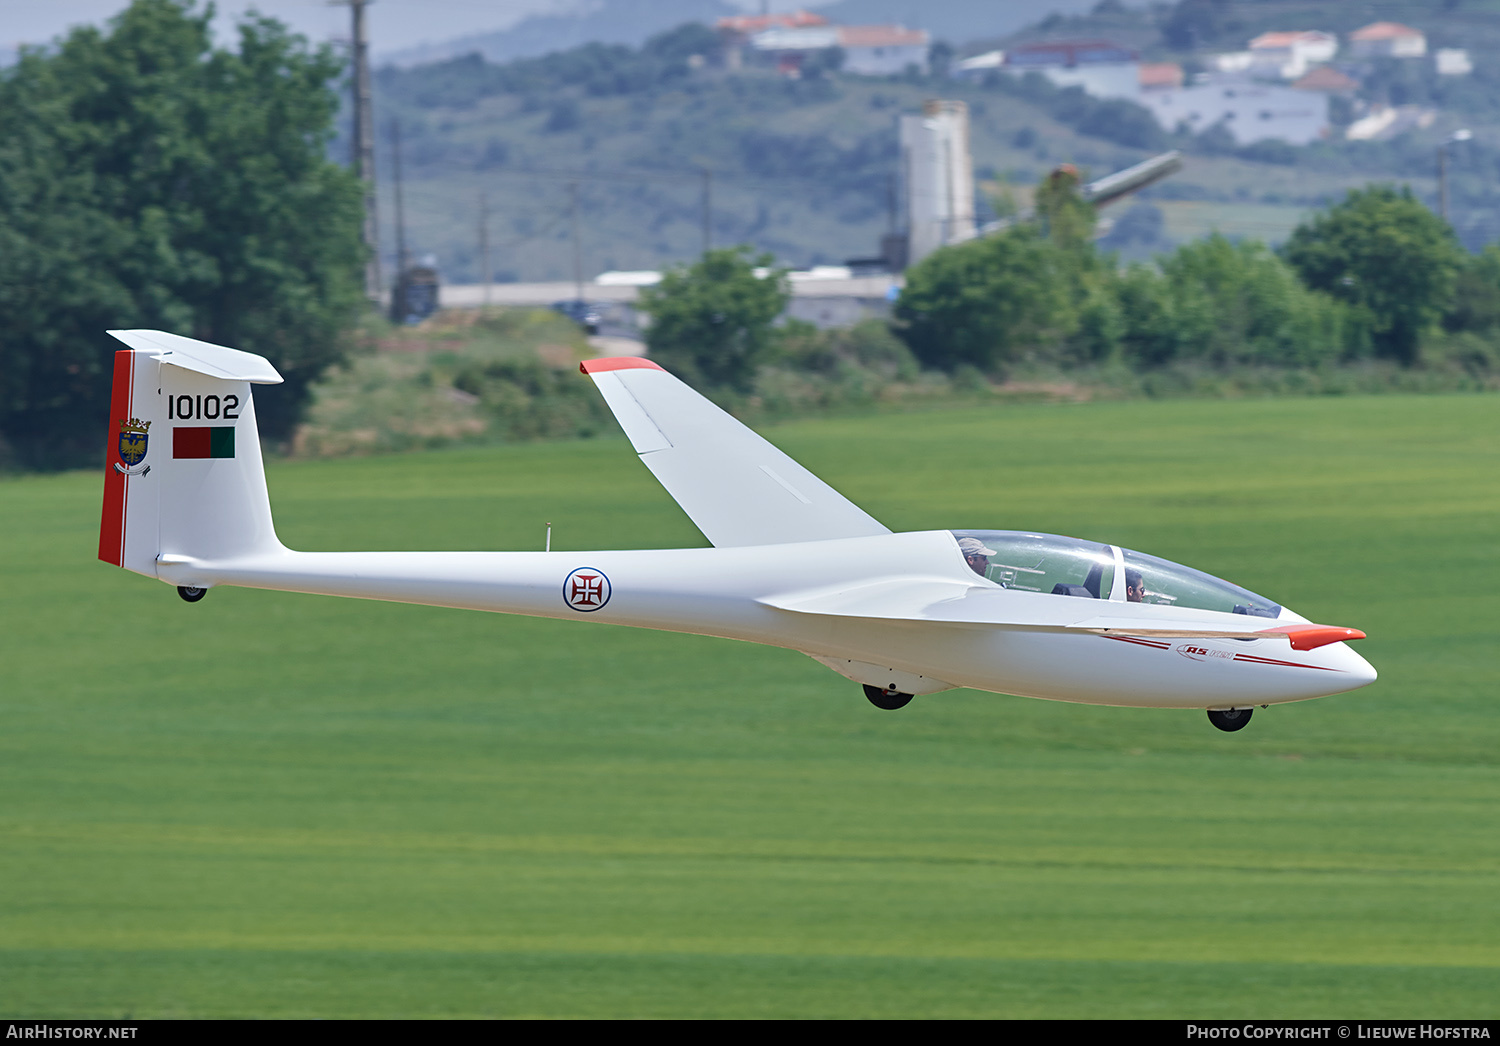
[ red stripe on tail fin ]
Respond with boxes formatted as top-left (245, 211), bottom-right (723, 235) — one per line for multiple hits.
top-left (579, 357), bottom-right (664, 374)
top-left (97, 350), bottom-right (134, 565)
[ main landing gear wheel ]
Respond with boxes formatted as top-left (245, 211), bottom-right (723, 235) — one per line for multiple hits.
top-left (1207, 707), bottom-right (1253, 732)
top-left (863, 683), bottom-right (913, 710)
top-left (177, 586), bottom-right (207, 603)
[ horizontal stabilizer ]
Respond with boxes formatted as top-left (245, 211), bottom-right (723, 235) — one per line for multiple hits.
top-left (107, 330), bottom-right (283, 384)
top-left (580, 357), bottom-right (889, 547)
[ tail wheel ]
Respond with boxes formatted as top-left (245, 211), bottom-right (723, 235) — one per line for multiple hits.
top-left (177, 586), bottom-right (207, 603)
top-left (863, 683), bottom-right (913, 710)
top-left (1207, 707), bottom-right (1252, 732)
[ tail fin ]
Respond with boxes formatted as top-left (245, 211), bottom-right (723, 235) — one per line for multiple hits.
top-left (98, 330), bottom-right (285, 578)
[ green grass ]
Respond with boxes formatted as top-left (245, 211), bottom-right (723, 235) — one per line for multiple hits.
top-left (2, 394), bottom-right (1498, 1017)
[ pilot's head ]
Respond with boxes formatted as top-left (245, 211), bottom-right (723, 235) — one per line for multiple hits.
top-left (957, 537), bottom-right (997, 577)
top-left (1125, 568), bottom-right (1145, 602)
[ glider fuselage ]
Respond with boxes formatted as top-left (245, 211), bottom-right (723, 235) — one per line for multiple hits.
top-left (154, 529), bottom-right (1375, 710)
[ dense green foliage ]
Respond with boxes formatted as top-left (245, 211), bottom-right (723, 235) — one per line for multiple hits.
top-left (0, 0), bottom-right (364, 469)
top-left (895, 180), bottom-right (1494, 379)
top-left (1284, 186), bottom-right (1466, 366)
top-left (1445, 243), bottom-right (1500, 335)
top-left (638, 247), bottom-right (790, 392)
top-left (1119, 237), bottom-right (1357, 368)
top-left (895, 227), bottom-right (1076, 372)
top-left (5, 395), bottom-right (1498, 1016)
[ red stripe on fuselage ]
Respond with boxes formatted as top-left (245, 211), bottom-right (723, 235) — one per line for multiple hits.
top-left (97, 349), bottom-right (133, 565)
top-left (1101, 635), bottom-right (1172, 650)
top-left (1233, 653), bottom-right (1337, 671)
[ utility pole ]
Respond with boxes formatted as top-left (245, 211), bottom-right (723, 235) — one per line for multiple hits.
top-left (333, 0), bottom-right (380, 302)
top-left (1439, 145), bottom-right (1448, 225)
top-left (700, 167), bottom-right (713, 256)
top-left (390, 117), bottom-right (408, 277)
top-left (478, 190), bottom-right (491, 308)
top-left (389, 116), bottom-right (408, 322)
top-left (569, 181), bottom-right (584, 303)
top-left (1438, 129), bottom-right (1471, 225)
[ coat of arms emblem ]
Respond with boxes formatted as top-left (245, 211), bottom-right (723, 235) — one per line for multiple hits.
top-left (115, 418), bottom-right (151, 475)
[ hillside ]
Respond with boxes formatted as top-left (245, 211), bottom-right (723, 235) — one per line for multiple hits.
top-left (363, 4), bottom-right (1500, 284)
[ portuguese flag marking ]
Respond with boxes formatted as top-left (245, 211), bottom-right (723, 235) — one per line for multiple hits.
top-left (173, 426), bottom-right (235, 459)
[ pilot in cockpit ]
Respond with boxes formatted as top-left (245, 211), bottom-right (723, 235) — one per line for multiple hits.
top-left (958, 537), bottom-right (998, 578)
top-left (1125, 568), bottom-right (1146, 603)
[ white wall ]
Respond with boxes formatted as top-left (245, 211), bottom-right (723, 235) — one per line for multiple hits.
top-left (845, 43), bottom-right (929, 76)
top-left (1142, 82), bottom-right (1329, 145)
top-left (1037, 61), bottom-right (1141, 101)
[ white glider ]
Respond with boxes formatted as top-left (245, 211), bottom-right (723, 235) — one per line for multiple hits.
top-left (98, 331), bottom-right (1375, 732)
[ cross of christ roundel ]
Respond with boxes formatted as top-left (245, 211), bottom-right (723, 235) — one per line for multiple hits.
top-left (563, 567), bottom-right (611, 612)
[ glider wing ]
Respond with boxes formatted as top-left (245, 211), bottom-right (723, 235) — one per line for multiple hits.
top-left (581, 357), bottom-right (890, 547)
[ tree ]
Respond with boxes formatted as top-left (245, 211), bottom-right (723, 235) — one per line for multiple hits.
top-left (894, 225), bottom-right (1072, 372)
top-left (1444, 243), bottom-right (1500, 334)
top-left (1282, 186), bottom-right (1465, 365)
top-left (1155, 235), bottom-right (1355, 367)
top-left (637, 247), bottom-right (789, 393)
top-left (1033, 165), bottom-right (1096, 251)
top-left (0, 0), bottom-right (364, 468)
top-left (1160, 0), bottom-right (1233, 52)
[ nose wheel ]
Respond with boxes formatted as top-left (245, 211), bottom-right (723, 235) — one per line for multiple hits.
top-left (1207, 707), bottom-right (1252, 732)
top-left (177, 586), bottom-right (207, 603)
top-left (863, 683), bottom-right (913, 710)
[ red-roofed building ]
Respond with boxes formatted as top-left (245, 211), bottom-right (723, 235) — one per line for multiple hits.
top-left (716, 10), bottom-right (828, 36)
top-left (1247, 30), bottom-right (1337, 78)
top-left (837, 25), bottom-right (929, 74)
top-left (718, 10), bottom-right (829, 69)
top-left (750, 23), bottom-right (929, 77)
top-left (1348, 22), bottom-right (1427, 59)
top-left (1139, 62), bottom-right (1184, 91)
top-left (1291, 66), bottom-right (1358, 94)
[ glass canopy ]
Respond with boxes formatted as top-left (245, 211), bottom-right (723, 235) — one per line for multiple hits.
top-left (951, 531), bottom-right (1281, 617)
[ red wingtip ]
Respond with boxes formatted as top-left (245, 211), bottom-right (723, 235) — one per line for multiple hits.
top-left (1257, 624), bottom-right (1367, 651)
top-left (579, 356), bottom-right (664, 375)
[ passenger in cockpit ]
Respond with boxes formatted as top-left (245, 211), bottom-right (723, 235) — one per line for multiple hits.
top-left (958, 537), bottom-right (997, 578)
top-left (1125, 568), bottom-right (1145, 603)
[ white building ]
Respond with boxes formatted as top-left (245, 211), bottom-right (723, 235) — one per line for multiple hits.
top-left (1348, 22), bottom-right (1427, 59)
top-left (1003, 40), bottom-right (1141, 101)
top-left (750, 23), bottom-right (929, 77)
top-left (1141, 78), bottom-right (1329, 145)
top-left (839, 25), bottom-right (930, 76)
top-left (953, 49), bottom-right (1004, 79)
top-left (1246, 30), bottom-right (1338, 79)
top-left (1436, 48), bottom-right (1473, 76)
top-left (899, 100), bottom-right (975, 266)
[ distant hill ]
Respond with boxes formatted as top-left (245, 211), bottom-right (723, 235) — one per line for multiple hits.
top-left (381, 0), bottom-right (1106, 68)
top-left (814, 0), bottom-right (1097, 43)
top-left (383, 0), bottom-right (736, 68)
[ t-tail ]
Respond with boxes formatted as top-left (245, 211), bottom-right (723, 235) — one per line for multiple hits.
top-left (98, 330), bottom-right (286, 580)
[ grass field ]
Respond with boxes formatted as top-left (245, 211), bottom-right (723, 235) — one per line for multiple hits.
top-left (2, 394), bottom-right (1498, 1018)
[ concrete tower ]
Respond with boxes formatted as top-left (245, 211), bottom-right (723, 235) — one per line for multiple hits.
top-left (899, 100), bottom-right (976, 267)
